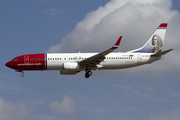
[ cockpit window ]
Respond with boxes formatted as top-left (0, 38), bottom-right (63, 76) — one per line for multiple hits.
top-left (12, 58), bottom-right (19, 61)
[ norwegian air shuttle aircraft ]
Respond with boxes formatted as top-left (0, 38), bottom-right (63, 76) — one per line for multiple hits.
top-left (6, 23), bottom-right (173, 78)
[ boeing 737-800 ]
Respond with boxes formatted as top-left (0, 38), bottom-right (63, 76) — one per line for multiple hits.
top-left (5, 23), bottom-right (173, 78)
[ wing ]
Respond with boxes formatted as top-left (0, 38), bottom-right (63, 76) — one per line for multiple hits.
top-left (79, 36), bottom-right (122, 69)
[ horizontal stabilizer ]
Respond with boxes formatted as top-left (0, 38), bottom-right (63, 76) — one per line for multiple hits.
top-left (151, 49), bottom-right (173, 56)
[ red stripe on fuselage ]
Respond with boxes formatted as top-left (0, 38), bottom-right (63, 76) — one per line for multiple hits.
top-left (6, 54), bottom-right (46, 71)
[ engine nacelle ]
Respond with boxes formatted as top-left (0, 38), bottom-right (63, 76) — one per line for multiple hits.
top-left (63, 62), bottom-right (79, 71)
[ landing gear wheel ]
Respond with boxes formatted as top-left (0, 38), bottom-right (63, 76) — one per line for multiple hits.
top-left (85, 70), bottom-right (92, 78)
top-left (21, 73), bottom-right (24, 77)
top-left (88, 71), bottom-right (92, 76)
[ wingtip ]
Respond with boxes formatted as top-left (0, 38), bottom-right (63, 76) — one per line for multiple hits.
top-left (114, 36), bottom-right (122, 47)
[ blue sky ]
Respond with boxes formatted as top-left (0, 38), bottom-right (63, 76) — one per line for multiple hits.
top-left (1, 0), bottom-right (180, 120)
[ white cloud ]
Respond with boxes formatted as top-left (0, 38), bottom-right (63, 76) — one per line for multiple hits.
top-left (47, 95), bottom-right (78, 115)
top-left (0, 97), bottom-right (32, 120)
top-left (45, 8), bottom-right (64, 18)
top-left (47, 0), bottom-right (180, 73)
top-left (47, 0), bottom-right (177, 52)
top-left (38, 0), bottom-right (52, 3)
top-left (148, 110), bottom-right (180, 120)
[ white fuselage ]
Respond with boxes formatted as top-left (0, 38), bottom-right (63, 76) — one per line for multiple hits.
top-left (46, 52), bottom-right (162, 70)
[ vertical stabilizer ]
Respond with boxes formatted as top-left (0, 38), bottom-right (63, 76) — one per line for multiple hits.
top-left (128, 23), bottom-right (168, 53)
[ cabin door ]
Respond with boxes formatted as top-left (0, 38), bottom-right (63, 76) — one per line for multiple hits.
top-left (24, 55), bottom-right (29, 64)
top-left (137, 54), bottom-right (142, 63)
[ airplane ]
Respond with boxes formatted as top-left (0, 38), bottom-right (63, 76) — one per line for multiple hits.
top-left (5, 23), bottom-right (173, 78)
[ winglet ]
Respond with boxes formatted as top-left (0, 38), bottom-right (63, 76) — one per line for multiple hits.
top-left (113, 36), bottom-right (122, 48)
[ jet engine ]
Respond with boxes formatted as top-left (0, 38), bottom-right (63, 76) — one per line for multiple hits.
top-left (63, 62), bottom-right (79, 71)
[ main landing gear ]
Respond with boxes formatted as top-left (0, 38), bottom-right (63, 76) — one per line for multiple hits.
top-left (85, 69), bottom-right (92, 78)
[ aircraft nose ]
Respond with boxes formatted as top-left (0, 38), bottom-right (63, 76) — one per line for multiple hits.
top-left (5, 61), bottom-right (12, 68)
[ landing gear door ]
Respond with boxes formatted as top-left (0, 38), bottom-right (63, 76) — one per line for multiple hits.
top-left (24, 55), bottom-right (29, 64)
top-left (137, 54), bottom-right (142, 63)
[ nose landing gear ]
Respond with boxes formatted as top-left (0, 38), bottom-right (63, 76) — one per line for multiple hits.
top-left (21, 72), bottom-right (24, 77)
top-left (85, 69), bottom-right (92, 78)
top-left (15, 70), bottom-right (24, 77)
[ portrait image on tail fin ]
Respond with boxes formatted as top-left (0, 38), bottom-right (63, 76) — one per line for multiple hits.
top-left (127, 23), bottom-right (167, 53)
top-left (150, 35), bottom-right (163, 53)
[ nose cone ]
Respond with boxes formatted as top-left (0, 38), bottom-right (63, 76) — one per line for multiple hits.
top-left (5, 61), bottom-right (12, 68)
